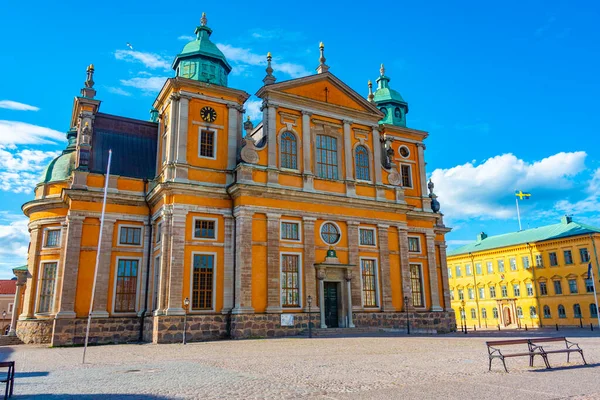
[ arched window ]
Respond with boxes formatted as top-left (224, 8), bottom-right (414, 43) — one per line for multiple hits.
top-left (543, 305), bottom-right (551, 318)
top-left (558, 304), bottom-right (566, 318)
top-left (573, 303), bottom-right (582, 318)
top-left (530, 306), bottom-right (537, 318)
top-left (591, 303), bottom-right (598, 317)
top-left (492, 307), bottom-right (499, 319)
top-left (470, 308), bottom-right (476, 319)
top-left (516, 306), bottom-right (523, 318)
top-left (481, 308), bottom-right (487, 319)
top-left (280, 132), bottom-right (297, 169)
top-left (355, 145), bottom-right (370, 181)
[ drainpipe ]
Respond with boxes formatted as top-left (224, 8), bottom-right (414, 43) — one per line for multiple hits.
top-left (469, 252), bottom-right (481, 328)
top-left (139, 179), bottom-right (153, 342)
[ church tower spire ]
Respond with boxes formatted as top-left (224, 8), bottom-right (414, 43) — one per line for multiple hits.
top-left (316, 42), bottom-right (329, 74)
top-left (373, 64), bottom-right (409, 127)
top-left (263, 52), bottom-right (276, 85)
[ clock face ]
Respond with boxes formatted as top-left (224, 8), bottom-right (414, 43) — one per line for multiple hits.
top-left (200, 106), bottom-right (217, 123)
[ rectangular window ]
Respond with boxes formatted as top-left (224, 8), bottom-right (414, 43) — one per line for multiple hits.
top-left (281, 254), bottom-right (300, 307)
top-left (501, 285), bottom-right (508, 297)
top-left (281, 222), bottom-right (300, 241)
top-left (535, 254), bottom-right (543, 268)
top-left (114, 259), bottom-right (139, 313)
top-left (119, 226), bottom-right (142, 246)
top-left (539, 281), bottom-right (548, 295)
top-left (199, 129), bottom-right (215, 158)
top-left (513, 284), bottom-right (520, 297)
top-left (549, 252), bottom-right (558, 266)
top-left (509, 258), bottom-right (517, 271)
top-left (450, 290), bottom-right (455, 300)
top-left (401, 165), bottom-right (412, 187)
top-left (475, 263), bottom-right (482, 275)
top-left (410, 264), bottom-right (424, 307)
top-left (579, 248), bottom-right (590, 263)
top-left (37, 262), bottom-right (57, 313)
top-left (155, 222), bottom-right (162, 244)
top-left (194, 219), bottom-right (216, 239)
top-left (586, 278), bottom-right (594, 293)
top-left (44, 229), bottom-right (61, 248)
top-left (564, 250), bottom-right (573, 265)
top-left (465, 264), bottom-right (472, 276)
top-left (486, 262), bottom-right (493, 274)
top-left (361, 259), bottom-right (378, 307)
top-left (192, 254), bottom-right (214, 310)
top-left (8, 303), bottom-right (13, 313)
top-left (316, 135), bottom-right (338, 180)
top-left (526, 282), bottom-right (533, 296)
top-left (478, 287), bottom-right (485, 299)
top-left (455, 266), bottom-right (462, 277)
top-left (408, 237), bottom-right (420, 252)
top-left (458, 289), bottom-right (464, 300)
top-left (522, 256), bottom-right (530, 269)
top-left (553, 280), bottom-right (562, 295)
top-left (497, 260), bottom-right (505, 272)
top-left (359, 228), bottom-right (376, 246)
top-left (448, 267), bottom-right (452, 278)
top-left (568, 279), bottom-right (578, 294)
top-left (468, 288), bottom-right (474, 299)
top-left (489, 286), bottom-right (496, 298)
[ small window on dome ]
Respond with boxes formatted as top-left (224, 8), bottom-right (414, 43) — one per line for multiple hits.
top-left (379, 107), bottom-right (388, 116)
top-left (394, 107), bottom-right (402, 118)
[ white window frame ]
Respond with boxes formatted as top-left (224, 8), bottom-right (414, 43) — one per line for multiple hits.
top-left (35, 259), bottom-right (59, 315)
top-left (320, 221), bottom-right (342, 246)
top-left (359, 257), bottom-right (380, 308)
top-left (486, 261), bottom-right (493, 274)
top-left (358, 227), bottom-right (377, 247)
top-left (42, 227), bottom-right (62, 249)
top-left (279, 252), bottom-right (303, 309)
top-left (192, 217), bottom-right (219, 241)
top-left (280, 220), bottom-right (302, 243)
top-left (118, 224), bottom-right (144, 247)
top-left (478, 287), bottom-right (485, 299)
top-left (407, 236), bottom-right (421, 254)
top-left (112, 256), bottom-right (143, 315)
top-left (189, 251), bottom-right (218, 313)
top-left (400, 164), bottom-right (413, 188)
top-left (198, 126), bottom-right (218, 160)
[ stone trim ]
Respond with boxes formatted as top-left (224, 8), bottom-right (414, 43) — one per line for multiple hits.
top-left (426, 234), bottom-right (442, 311)
top-left (377, 225), bottom-right (394, 311)
top-left (266, 213), bottom-right (282, 313)
top-left (232, 211), bottom-right (254, 313)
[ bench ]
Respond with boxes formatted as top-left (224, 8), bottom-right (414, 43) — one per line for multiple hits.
top-left (529, 337), bottom-right (587, 366)
top-left (0, 361), bottom-right (14, 399)
top-left (486, 339), bottom-right (550, 372)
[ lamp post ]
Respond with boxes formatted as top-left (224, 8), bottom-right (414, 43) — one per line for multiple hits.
top-left (183, 297), bottom-right (190, 345)
top-left (307, 295), bottom-right (313, 338)
top-left (461, 300), bottom-right (466, 334)
top-left (404, 295), bottom-right (410, 335)
top-left (1, 311), bottom-right (5, 336)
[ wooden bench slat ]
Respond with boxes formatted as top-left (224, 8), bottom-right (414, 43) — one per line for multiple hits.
top-left (486, 339), bottom-right (530, 346)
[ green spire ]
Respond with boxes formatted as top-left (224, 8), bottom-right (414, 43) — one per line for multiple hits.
top-left (373, 64), bottom-right (409, 127)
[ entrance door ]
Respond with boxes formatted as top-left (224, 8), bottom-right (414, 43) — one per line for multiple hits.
top-left (503, 307), bottom-right (512, 326)
top-left (324, 282), bottom-right (339, 328)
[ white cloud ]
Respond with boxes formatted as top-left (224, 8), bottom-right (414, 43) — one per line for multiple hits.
top-left (245, 99), bottom-right (263, 121)
top-left (120, 77), bottom-right (169, 93)
top-left (552, 168), bottom-right (600, 216)
top-left (0, 214), bottom-right (29, 278)
top-left (105, 86), bottom-right (132, 97)
top-left (216, 43), bottom-right (309, 78)
top-left (430, 152), bottom-right (587, 221)
top-left (0, 120), bottom-right (64, 145)
top-left (0, 100), bottom-right (39, 111)
top-left (0, 146), bottom-right (61, 193)
top-left (114, 50), bottom-right (171, 70)
top-left (277, 62), bottom-right (310, 79)
top-left (178, 35), bottom-right (195, 41)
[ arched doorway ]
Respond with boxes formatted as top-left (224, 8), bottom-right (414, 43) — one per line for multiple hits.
top-left (503, 307), bottom-right (512, 326)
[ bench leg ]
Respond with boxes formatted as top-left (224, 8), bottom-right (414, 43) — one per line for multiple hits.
top-left (567, 352), bottom-right (570, 363)
top-left (4, 379), bottom-right (8, 400)
top-left (501, 357), bottom-right (508, 373)
top-left (543, 355), bottom-right (551, 369)
top-left (579, 350), bottom-right (587, 365)
top-left (489, 357), bottom-right (492, 371)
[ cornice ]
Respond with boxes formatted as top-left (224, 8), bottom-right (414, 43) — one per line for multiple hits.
top-left (22, 197), bottom-right (67, 217)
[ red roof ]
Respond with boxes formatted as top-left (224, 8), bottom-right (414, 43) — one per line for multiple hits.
top-left (0, 280), bottom-right (16, 295)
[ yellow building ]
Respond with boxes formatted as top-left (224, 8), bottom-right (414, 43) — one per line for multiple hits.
top-left (13, 15), bottom-right (454, 345)
top-left (448, 216), bottom-right (600, 329)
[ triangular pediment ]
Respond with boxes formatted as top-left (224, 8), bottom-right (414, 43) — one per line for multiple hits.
top-left (256, 72), bottom-right (382, 116)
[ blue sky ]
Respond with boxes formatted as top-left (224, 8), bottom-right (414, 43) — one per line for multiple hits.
top-left (1, 1), bottom-right (599, 278)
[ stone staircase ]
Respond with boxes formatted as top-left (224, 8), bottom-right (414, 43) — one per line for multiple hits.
top-left (0, 335), bottom-right (24, 346)
top-left (298, 326), bottom-right (438, 337)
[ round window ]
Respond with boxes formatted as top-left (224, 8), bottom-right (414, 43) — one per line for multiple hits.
top-left (320, 222), bottom-right (341, 245)
top-left (399, 145), bottom-right (410, 158)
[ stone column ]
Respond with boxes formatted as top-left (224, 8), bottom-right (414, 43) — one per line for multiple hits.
top-left (317, 268), bottom-right (326, 328)
top-left (426, 232), bottom-right (443, 311)
top-left (156, 208), bottom-right (172, 315)
top-left (303, 217), bottom-right (316, 312)
top-left (167, 94), bottom-right (180, 164)
top-left (417, 143), bottom-right (431, 211)
top-left (138, 222), bottom-right (151, 316)
top-left (437, 241), bottom-right (452, 311)
top-left (343, 120), bottom-right (353, 180)
top-left (378, 224), bottom-right (394, 311)
top-left (232, 210), bottom-right (254, 313)
top-left (91, 217), bottom-right (116, 318)
top-left (345, 269), bottom-right (355, 328)
top-left (19, 225), bottom-right (41, 319)
top-left (266, 213), bottom-right (282, 313)
top-left (227, 104), bottom-right (240, 170)
top-left (397, 226), bottom-right (411, 306)
top-left (347, 221), bottom-right (362, 310)
top-left (9, 271), bottom-right (27, 336)
top-left (165, 209), bottom-right (186, 315)
top-left (372, 126), bottom-right (383, 185)
top-left (175, 95), bottom-right (189, 164)
top-left (221, 215), bottom-right (235, 314)
top-left (302, 111), bottom-right (314, 191)
top-left (54, 215), bottom-right (85, 318)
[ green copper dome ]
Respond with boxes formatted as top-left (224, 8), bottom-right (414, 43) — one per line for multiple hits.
top-left (172, 13), bottom-right (231, 86)
top-left (40, 128), bottom-right (77, 184)
top-left (373, 65), bottom-right (409, 127)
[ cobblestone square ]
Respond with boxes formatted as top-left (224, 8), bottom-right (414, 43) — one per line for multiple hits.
top-left (2, 330), bottom-right (600, 399)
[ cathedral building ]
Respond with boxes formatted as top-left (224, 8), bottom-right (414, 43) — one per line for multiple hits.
top-left (14, 14), bottom-right (454, 345)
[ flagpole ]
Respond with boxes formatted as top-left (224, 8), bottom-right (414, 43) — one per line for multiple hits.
top-left (83, 149), bottom-right (112, 364)
top-left (515, 197), bottom-right (522, 231)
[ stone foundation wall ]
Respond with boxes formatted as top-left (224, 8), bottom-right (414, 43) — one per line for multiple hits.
top-left (51, 317), bottom-right (142, 346)
top-left (230, 313), bottom-right (312, 339)
top-left (353, 311), bottom-right (456, 333)
top-left (16, 319), bottom-right (53, 344)
top-left (152, 315), bottom-right (228, 343)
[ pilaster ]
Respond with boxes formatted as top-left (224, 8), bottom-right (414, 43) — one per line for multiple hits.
top-left (176, 95), bottom-right (189, 164)
top-left (227, 104), bottom-right (240, 170)
top-left (377, 224), bottom-right (394, 311)
top-left (266, 213), bottom-right (282, 313)
top-left (156, 208), bottom-right (172, 315)
top-left (302, 217), bottom-right (317, 312)
top-left (372, 126), bottom-right (383, 185)
top-left (347, 221), bottom-right (362, 310)
top-left (397, 226), bottom-right (411, 308)
top-left (221, 215), bottom-right (235, 313)
top-left (266, 103), bottom-right (278, 168)
top-left (90, 217), bottom-right (116, 318)
top-left (54, 215), bottom-right (85, 318)
top-left (138, 222), bottom-right (151, 316)
top-left (426, 233), bottom-right (442, 311)
top-left (232, 210), bottom-right (254, 313)
top-left (417, 143), bottom-right (432, 212)
top-left (302, 111), bottom-right (314, 192)
top-left (19, 226), bottom-right (40, 320)
top-left (437, 241), bottom-right (452, 311)
top-left (165, 210), bottom-right (187, 316)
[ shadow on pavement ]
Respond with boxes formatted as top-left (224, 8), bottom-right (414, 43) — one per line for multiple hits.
top-left (528, 362), bottom-right (600, 372)
top-left (13, 395), bottom-right (172, 399)
top-left (15, 372), bottom-right (49, 378)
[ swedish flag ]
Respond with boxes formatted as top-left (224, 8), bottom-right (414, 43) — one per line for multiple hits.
top-left (515, 190), bottom-right (531, 200)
